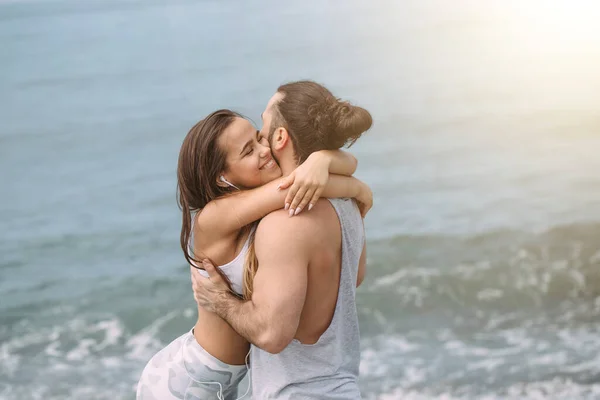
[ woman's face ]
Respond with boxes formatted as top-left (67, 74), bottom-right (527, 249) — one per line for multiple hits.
top-left (218, 117), bottom-right (282, 189)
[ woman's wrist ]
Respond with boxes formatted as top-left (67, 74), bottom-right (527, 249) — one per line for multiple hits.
top-left (355, 180), bottom-right (367, 198)
top-left (310, 150), bottom-right (332, 170)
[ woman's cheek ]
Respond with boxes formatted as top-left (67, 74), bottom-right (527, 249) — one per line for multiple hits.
top-left (247, 158), bottom-right (259, 179)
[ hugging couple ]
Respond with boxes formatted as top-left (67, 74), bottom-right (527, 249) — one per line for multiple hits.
top-left (137, 80), bottom-right (374, 400)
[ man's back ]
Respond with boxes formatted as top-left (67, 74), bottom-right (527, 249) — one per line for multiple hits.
top-left (251, 197), bottom-right (365, 399)
top-left (293, 198), bottom-right (342, 344)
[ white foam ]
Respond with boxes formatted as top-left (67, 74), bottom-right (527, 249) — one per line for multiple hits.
top-left (93, 319), bottom-right (124, 350)
top-left (466, 357), bottom-right (505, 372)
top-left (376, 379), bottom-right (600, 400)
top-left (387, 336), bottom-right (420, 353)
top-left (398, 365), bottom-right (427, 386)
top-left (377, 388), bottom-right (463, 400)
top-left (589, 249), bottom-right (600, 264)
top-left (527, 351), bottom-right (568, 367)
top-left (125, 310), bottom-right (179, 360)
top-left (101, 356), bottom-right (122, 368)
top-left (359, 347), bottom-right (390, 378)
top-left (66, 338), bottom-right (95, 361)
top-left (371, 269), bottom-right (409, 289)
top-left (1, 314), bottom-right (159, 399)
top-left (505, 378), bottom-right (600, 399)
top-left (370, 267), bottom-right (440, 290)
top-left (0, 345), bottom-right (21, 378)
top-left (477, 288), bottom-right (504, 301)
top-left (483, 312), bottom-right (522, 330)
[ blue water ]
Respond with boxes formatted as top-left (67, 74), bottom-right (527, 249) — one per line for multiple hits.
top-left (2, 0), bottom-right (600, 399)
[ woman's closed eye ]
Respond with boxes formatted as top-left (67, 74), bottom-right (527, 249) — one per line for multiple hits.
top-left (257, 130), bottom-right (269, 145)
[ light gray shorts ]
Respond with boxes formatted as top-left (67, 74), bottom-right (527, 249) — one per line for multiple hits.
top-left (136, 330), bottom-right (250, 400)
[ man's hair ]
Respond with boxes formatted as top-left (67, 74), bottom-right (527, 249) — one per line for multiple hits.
top-left (241, 81), bottom-right (373, 299)
top-left (268, 80), bottom-right (372, 163)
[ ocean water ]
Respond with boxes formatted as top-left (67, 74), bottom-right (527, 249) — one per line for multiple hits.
top-left (2, 0), bottom-right (600, 399)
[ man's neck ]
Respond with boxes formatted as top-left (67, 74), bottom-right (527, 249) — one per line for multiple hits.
top-left (277, 151), bottom-right (299, 176)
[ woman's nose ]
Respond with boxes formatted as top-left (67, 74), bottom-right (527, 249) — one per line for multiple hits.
top-left (258, 143), bottom-right (270, 157)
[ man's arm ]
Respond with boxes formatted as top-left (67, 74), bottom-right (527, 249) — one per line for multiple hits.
top-left (192, 211), bottom-right (313, 353)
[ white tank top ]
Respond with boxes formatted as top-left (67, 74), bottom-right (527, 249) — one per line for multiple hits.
top-left (189, 227), bottom-right (253, 296)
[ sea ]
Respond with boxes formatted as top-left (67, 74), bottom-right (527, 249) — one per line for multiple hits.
top-left (2, 0), bottom-right (600, 398)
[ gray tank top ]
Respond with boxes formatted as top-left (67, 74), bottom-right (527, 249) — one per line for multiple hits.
top-left (250, 198), bottom-right (365, 399)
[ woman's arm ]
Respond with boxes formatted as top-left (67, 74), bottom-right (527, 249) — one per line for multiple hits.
top-left (318, 149), bottom-right (358, 176)
top-left (320, 175), bottom-right (373, 218)
top-left (278, 150), bottom-right (358, 212)
top-left (357, 243), bottom-right (367, 287)
top-left (196, 174), bottom-right (372, 245)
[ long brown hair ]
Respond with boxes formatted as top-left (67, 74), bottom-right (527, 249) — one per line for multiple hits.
top-left (242, 227), bottom-right (259, 299)
top-left (177, 109), bottom-right (242, 268)
top-left (243, 80), bottom-right (373, 298)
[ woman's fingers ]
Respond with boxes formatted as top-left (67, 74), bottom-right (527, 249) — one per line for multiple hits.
top-left (358, 200), bottom-right (372, 217)
top-left (284, 182), bottom-right (300, 210)
top-left (293, 187), bottom-right (317, 215)
top-left (277, 174), bottom-right (294, 191)
top-left (288, 185), bottom-right (310, 216)
top-left (306, 187), bottom-right (324, 212)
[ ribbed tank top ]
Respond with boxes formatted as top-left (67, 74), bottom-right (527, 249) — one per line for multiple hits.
top-left (250, 198), bottom-right (365, 399)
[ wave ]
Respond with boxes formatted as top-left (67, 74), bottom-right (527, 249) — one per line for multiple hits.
top-left (357, 223), bottom-right (600, 341)
top-left (0, 306), bottom-right (197, 400)
top-left (359, 328), bottom-right (600, 400)
top-left (371, 379), bottom-right (600, 400)
top-left (365, 222), bottom-right (600, 303)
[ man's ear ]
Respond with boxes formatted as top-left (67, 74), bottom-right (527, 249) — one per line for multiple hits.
top-left (270, 127), bottom-right (290, 151)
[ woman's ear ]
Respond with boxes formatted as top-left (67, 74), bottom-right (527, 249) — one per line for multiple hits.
top-left (217, 174), bottom-right (240, 190)
top-left (216, 174), bottom-right (228, 188)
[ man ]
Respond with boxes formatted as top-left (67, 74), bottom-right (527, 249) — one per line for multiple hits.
top-left (193, 81), bottom-right (371, 399)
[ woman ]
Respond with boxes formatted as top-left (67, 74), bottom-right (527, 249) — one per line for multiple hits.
top-left (137, 107), bottom-right (372, 399)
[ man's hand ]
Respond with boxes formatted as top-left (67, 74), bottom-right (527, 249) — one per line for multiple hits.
top-left (186, 212), bottom-right (312, 353)
top-left (190, 260), bottom-right (232, 314)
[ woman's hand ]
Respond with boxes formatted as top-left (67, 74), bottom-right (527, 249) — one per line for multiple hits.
top-left (355, 182), bottom-right (373, 218)
top-left (277, 152), bottom-right (330, 216)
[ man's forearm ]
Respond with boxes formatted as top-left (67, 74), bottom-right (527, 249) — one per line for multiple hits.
top-left (213, 291), bottom-right (269, 347)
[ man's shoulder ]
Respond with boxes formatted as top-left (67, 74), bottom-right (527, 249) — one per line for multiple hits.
top-left (256, 208), bottom-right (321, 240)
top-left (257, 209), bottom-right (291, 230)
